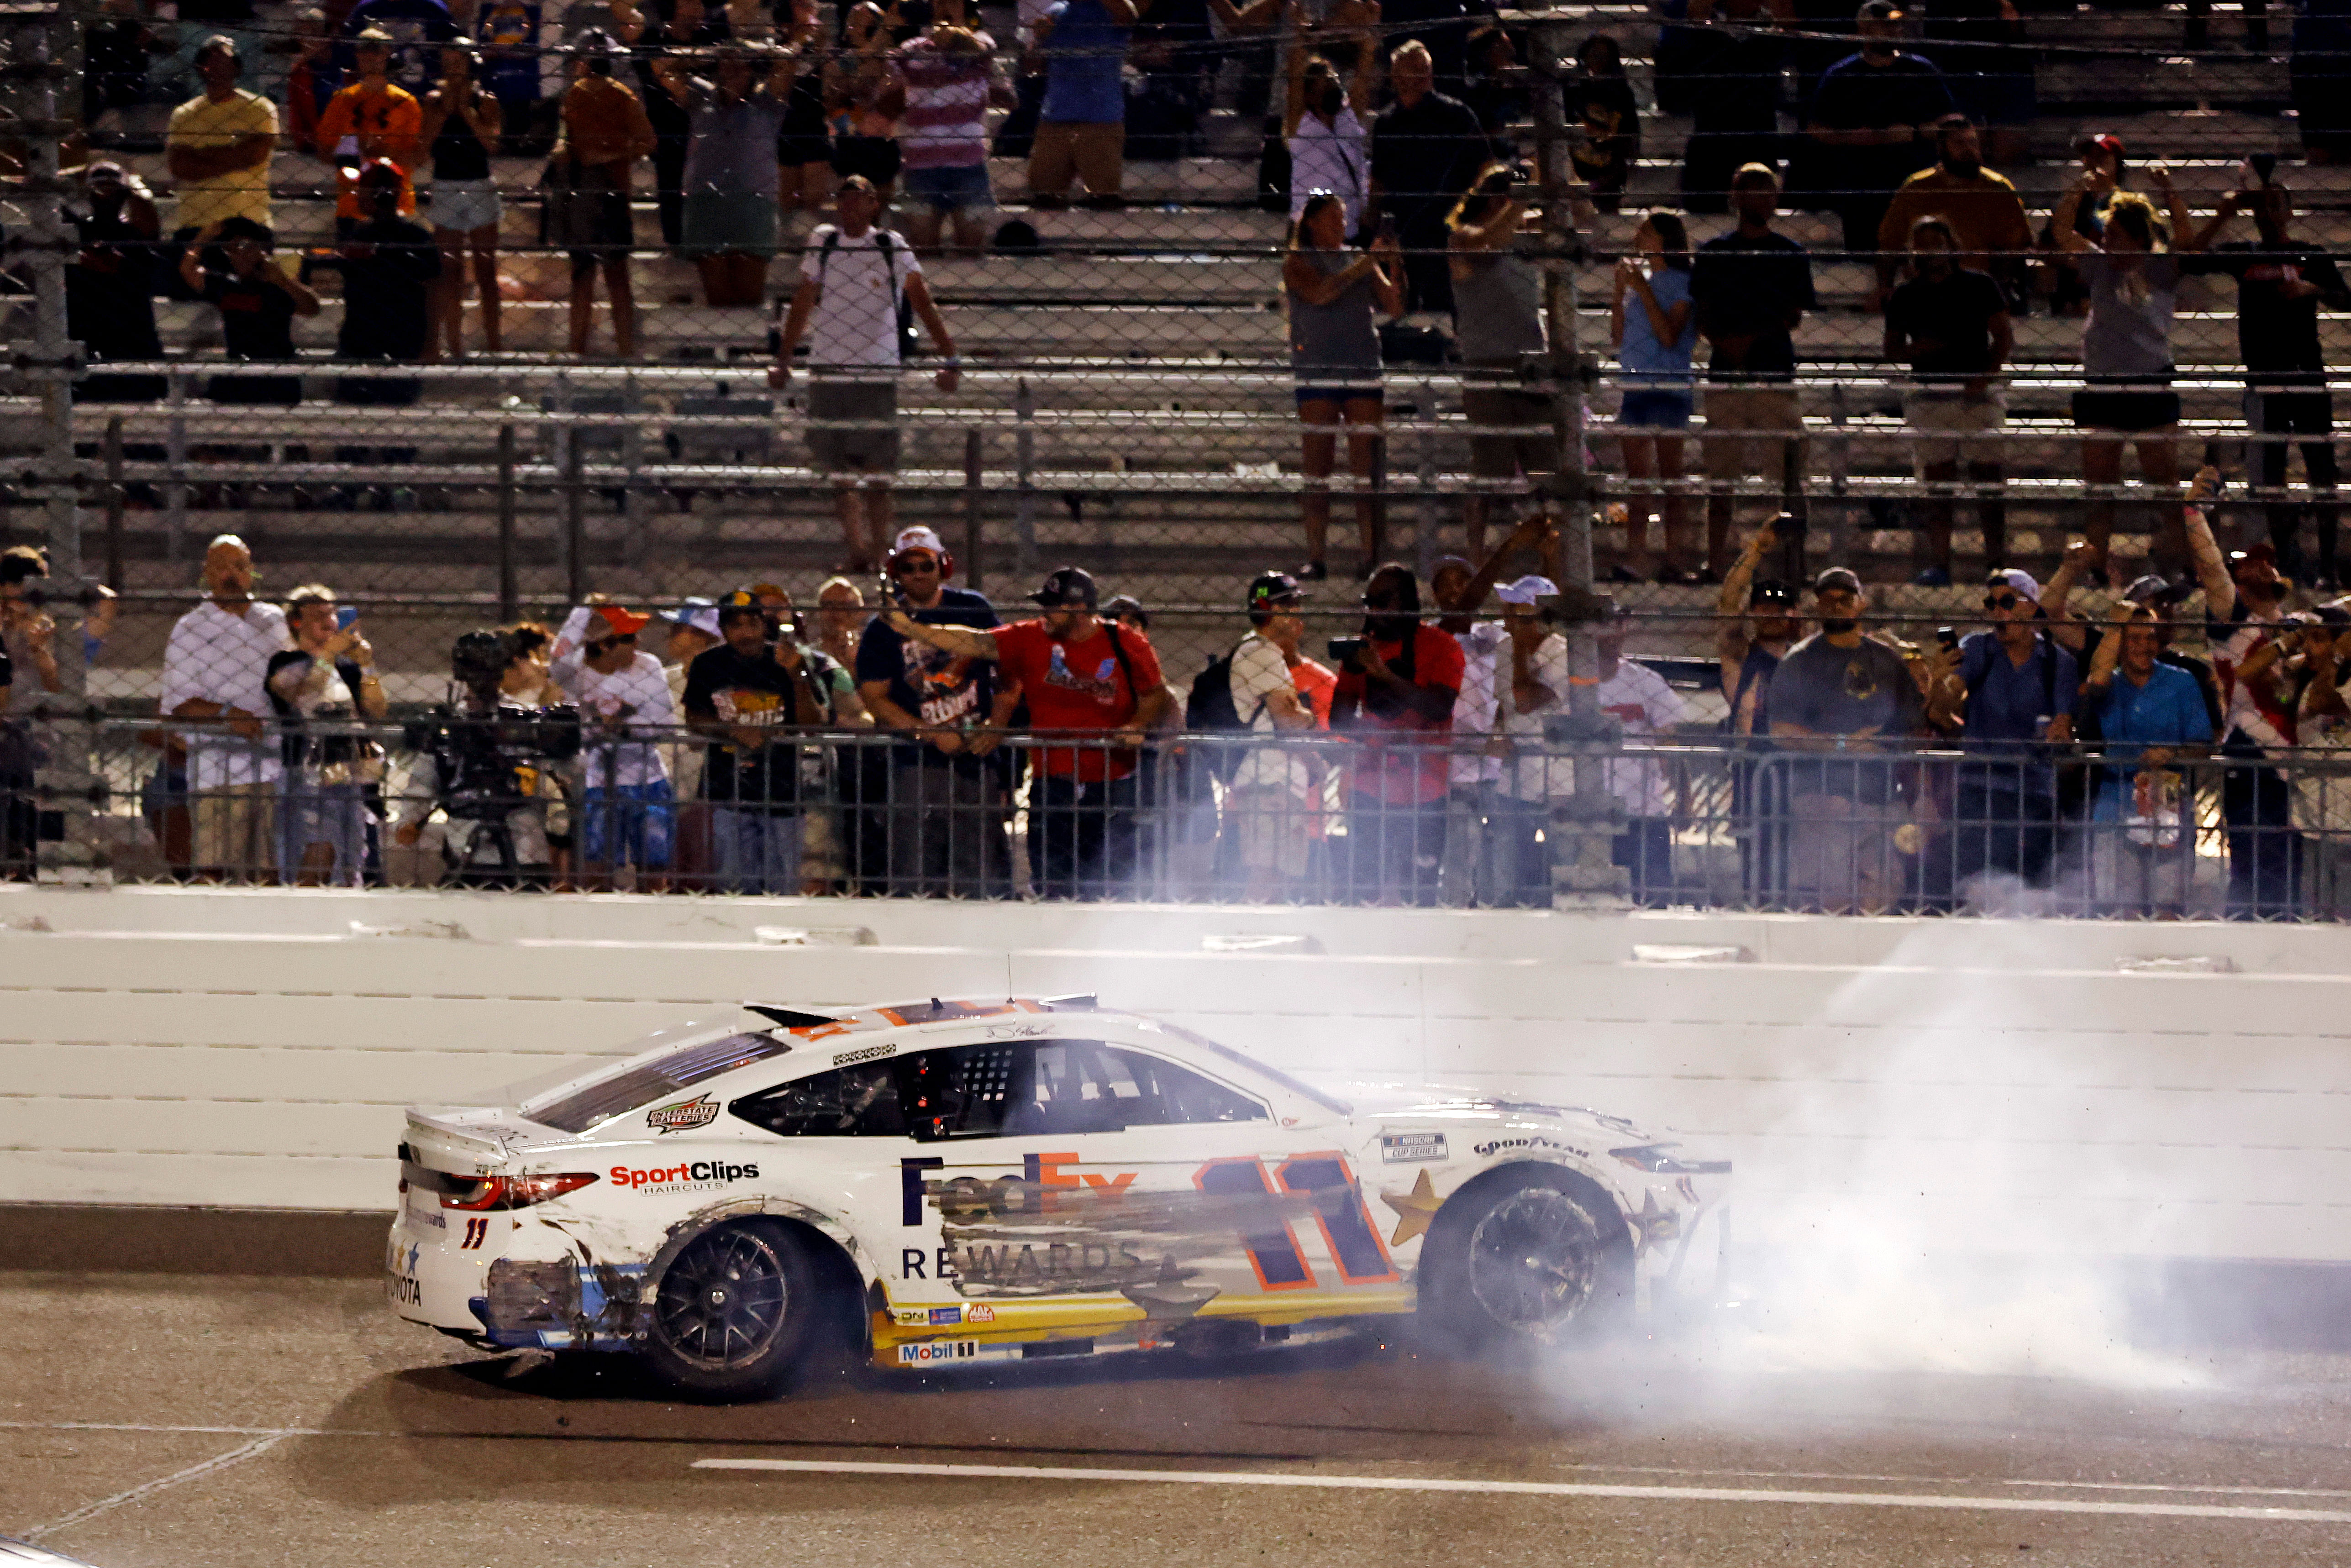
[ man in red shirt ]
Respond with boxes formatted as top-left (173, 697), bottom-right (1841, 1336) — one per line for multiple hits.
top-left (1331, 562), bottom-right (1465, 905)
top-left (882, 565), bottom-right (1168, 898)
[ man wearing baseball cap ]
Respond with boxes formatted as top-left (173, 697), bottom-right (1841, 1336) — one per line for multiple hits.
top-left (1767, 565), bottom-right (1928, 912)
top-left (1922, 567), bottom-right (2078, 897)
top-left (1217, 571), bottom-right (1319, 902)
top-left (680, 588), bottom-right (839, 893)
top-left (856, 526), bottom-right (1015, 895)
top-left (550, 600), bottom-right (678, 888)
top-left (883, 564), bottom-right (1168, 897)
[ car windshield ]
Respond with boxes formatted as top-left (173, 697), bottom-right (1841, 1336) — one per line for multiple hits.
top-left (1135, 1019), bottom-right (1351, 1117)
top-left (515, 1024), bottom-right (794, 1133)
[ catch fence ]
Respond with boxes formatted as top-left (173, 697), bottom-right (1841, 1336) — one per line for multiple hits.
top-left (9, 719), bottom-right (2342, 921)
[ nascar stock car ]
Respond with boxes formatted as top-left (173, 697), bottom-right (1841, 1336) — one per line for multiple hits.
top-left (389, 995), bottom-right (1730, 1398)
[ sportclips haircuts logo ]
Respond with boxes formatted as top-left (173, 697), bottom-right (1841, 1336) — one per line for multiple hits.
top-left (610, 1160), bottom-right (760, 1193)
top-left (645, 1094), bottom-right (720, 1134)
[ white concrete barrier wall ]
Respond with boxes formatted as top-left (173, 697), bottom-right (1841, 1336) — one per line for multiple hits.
top-left (4, 884), bottom-right (2349, 1264)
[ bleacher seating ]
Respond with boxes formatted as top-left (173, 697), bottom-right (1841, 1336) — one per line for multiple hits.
top-left (8, 0), bottom-right (2345, 694)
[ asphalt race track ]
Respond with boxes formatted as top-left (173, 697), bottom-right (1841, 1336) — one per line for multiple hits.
top-left (9, 1260), bottom-right (2351, 1568)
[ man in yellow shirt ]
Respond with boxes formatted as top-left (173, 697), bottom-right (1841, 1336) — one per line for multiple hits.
top-left (165, 35), bottom-right (279, 294)
top-left (314, 29), bottom-right (424, 228)
top-left (1873, 115), bottom-right (2034, 309)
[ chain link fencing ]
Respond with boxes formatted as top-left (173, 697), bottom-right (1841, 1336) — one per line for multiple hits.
top-left (2, 0), bottom-right (2349, 912)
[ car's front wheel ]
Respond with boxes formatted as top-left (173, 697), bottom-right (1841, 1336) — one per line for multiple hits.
top-left (1421, 1169), bottom-right (1630, 1353)
top-left (641, 1218), bottom-right (819, 1400)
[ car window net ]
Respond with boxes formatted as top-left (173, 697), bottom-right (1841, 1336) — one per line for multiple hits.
top-left (730, 1062), bottom-right (907, 1137)
top-left (904, 1044), bottom-right (1017, 1140)
top-left (521, 1032), bottom-right (791, 1133)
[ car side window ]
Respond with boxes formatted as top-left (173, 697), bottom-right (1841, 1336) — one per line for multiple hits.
top-left (1106, 1047), bottom-right (1269, 1126)
top-left (729, 1061), bottom-right (907, 1137)
top-left (1005, 1040), bottom-right (1134, 1136)
top-left (899, 1044), bottom-right (1018, 1141)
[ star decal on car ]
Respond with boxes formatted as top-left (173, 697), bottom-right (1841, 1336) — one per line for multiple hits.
top-left (1380, 1169), bottom-right (1441, 1246)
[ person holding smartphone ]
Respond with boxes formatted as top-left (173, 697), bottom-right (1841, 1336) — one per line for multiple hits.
top-left (1329, 562), bottom-right (1463, 906)
top-left (266, 585), bottom-right (388, 886)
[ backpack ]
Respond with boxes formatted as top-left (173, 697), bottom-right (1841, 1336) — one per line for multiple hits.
top-left (816, 226), bottom-right (918, 360)
top-left (1183, 640), bottom-right (1271, 784)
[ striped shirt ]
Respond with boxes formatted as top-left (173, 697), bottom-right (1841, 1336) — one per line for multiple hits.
top-left (895, 33), bottom-right (995, 170)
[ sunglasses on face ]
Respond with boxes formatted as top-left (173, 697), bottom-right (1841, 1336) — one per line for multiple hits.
top-left (585, 635), bottom-right (635, 655)
top-left (891, 557), bottom-right (941, 575)
top-left (1984, 594), bottom-right (2020, 611)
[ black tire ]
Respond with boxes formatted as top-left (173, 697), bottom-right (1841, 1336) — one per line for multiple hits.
top-left (641, 1218), bottom-right (820, 1401)
top-left (1420, 1168), bottom-right (1632, 1354)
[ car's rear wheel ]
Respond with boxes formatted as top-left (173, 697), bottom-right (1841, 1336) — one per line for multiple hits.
top-left (642, 1219), bottom-right (818, 1400)
top-left (1421, 1169), bottom-right (1630, 1353)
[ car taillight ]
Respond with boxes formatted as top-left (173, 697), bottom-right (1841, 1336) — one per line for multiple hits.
top-left (442, 1173), bottom-right (599, 1211)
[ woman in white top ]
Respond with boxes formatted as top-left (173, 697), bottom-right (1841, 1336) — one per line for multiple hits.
top-left (1282, 0), bottom-right (1377, 236)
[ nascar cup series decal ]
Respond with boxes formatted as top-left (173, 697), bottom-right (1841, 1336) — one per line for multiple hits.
top-left (609, 1160), bottom-right (760, 1194)
top-left (1380, 1132), bottom-right (1447, 1162)
top-left (644, 1094), bottom-right (721, 1134)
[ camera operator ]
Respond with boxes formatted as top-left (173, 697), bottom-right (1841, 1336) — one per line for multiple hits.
top-left (392, 629), bottom-right (582, 886)
top-left (683, 588), bottom-right (839, 894)
top-left (1330, 561), bottom-right (1463, 905)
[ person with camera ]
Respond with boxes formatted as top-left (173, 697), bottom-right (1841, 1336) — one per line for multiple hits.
top-left (1330, 561), bottom-right (1463, 905)
top-left (682, 588), bottom-right (839, 895)
top-left (880, 566), bottom-right (1167, 899)
top-left (420, 40), bottom-right (508, 357)
top-left (65, 162), bottom-right (165, 403)
top-left (1286, 189), bottom-right (1404, 582)
top-left (2184, 157), bottom-right (2351, 589)
top-left (552, 602), bottom-right (678, 889)
top-left (857, 527), bottom-right (1015, 897)
top-left (1920, 568), bottom-right (2078, 902)
top-left (392, 629), bottom-right (580, 886)
top-left (265, 586), bottom-right (389, 887)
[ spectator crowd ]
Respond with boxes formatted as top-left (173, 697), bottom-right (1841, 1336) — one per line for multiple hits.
top-left (14, 0), bottom-right (2351, 922)
top-left (3, 460), bottom-right (2346, 923)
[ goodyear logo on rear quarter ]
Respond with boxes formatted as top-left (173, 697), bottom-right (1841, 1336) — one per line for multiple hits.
top-left (1381, 1132), bottom-right (1447, 1163)
top-left (645, 1094), bottom-right (720, 1134)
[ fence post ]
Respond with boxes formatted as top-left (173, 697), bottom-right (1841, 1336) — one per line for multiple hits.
top-left (497, 421), bottom-right (518, 621)
top-left (563, 431), bottom-right (585, 607)
top-left (1525, 12), bottom-right (1629, 909)
top-left (554, 370), bottom-right (584, 603)
top-left (164, 365), bottom-right (187, 565)
top-left (103, 414), bottom-right (124, 593)
top-left (23, 5), bottom-right (95, 879)
top-left (1014, 377), bottom-right (1038, 577)
top-left (962, 426), bottom-right (985, 591)
top-left (1825, 380), bottom-right (1852, 573)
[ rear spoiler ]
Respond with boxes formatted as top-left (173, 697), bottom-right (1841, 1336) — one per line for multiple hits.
top-left (403, 1107), bottom-right (535, 1171)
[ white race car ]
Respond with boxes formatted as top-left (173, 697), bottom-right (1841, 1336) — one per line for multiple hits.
top-left (389, 995), bottom-right (1730, 1398)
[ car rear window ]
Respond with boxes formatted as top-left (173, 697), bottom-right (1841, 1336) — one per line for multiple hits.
top-left (520, 1032), bottom-right (792, 1133)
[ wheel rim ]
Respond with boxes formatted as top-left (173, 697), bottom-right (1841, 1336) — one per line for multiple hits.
top-left (1464, 1188), bottom-right (1599, 1339)
top-left (654, 1227), bottom-right (790, 1371)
